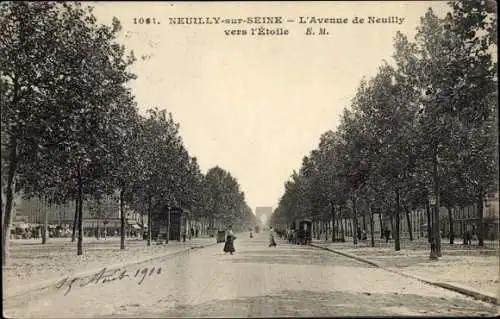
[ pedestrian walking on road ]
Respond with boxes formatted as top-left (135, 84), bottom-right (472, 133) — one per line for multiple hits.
top-left (223, 225), bottom-right (236, 255)
top-left (269, 227), bottom-right (277, 247)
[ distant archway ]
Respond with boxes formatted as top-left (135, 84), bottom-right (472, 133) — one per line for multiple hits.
top-left (255, 207), bottom-right (272, 226)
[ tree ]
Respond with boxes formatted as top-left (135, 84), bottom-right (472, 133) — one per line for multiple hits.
top-left (398, 2), bottom-right (497, 253)
top-left (105, 95), bottom-right (140, 250)
top-left (445, 0), bottom-right (498, 246)
top-left (1, 1), bottom-right (64, 265)
top-left (127, 109), bottom-right (185, 245)
top-left (1, 2), bottom-right (137, 259)
top-left (204, 166), bottom-right (251, 231)
top-left (275, 0), bottom-right (497, 257)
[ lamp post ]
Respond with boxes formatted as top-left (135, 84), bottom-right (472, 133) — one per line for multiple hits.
top-left (429, 193), bottom-right (438, 260)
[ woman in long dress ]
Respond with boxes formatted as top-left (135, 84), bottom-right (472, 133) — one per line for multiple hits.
top-left (223, 225), bottom-right (236, 255)
top-left (269, 227), bottom-right (277, 247)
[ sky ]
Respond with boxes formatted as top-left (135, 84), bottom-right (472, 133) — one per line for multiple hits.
top-left (90, 1), bottom-right (450, 213)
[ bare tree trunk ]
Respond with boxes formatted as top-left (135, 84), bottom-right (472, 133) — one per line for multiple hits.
top-left (72, 198), bottom-right (78, 242)
top-left (352, 198), bottom-right (358, 245)
top-left (331, 202), bottom-right (336, 242)
top-left (413, 210), bottom-right (417, 238)
top-left (319, 219), bottom-right (322, 240)
top-left (147, 196), bottom-right (152, 246)
top-left (166, 206), bottom-right (171, 244)
top-left (431, 151), bottom-right (442, 258)
top-left (426, 202), bottom-right (432, 243)
top-left (2, 135), bottom-right (18, 266)
top-left (1, 181), bottom-right (3, 227)
top-left (77, 167), bottom-right (83, 256)
top-left (316, 219), bottom-right (320, 239)
top-left (390, 215), bottom-right (395, 239)
top-left (362, 214), bottom-right (367, 233)
top-left (320, 219), bottom-right (323, 240)
top-left (379, 212), bottom-right (384, 239)
top-left (395, 189), bottom-right (401, 251)
top-left (405, 207), bottom-right (413, 241)
top-left (477, 195), bottom-right (484, 247)
top-left (321, 219), bottom-right (324, 240)
top-left (340, 216), bottom-right (345, 242)
top-left (96, 219), bottom-right (100, 240)
top-left (2, 77), bottom-right (21, 266)
top-left (325, 219), bottom-right (329, 241)
top-left (318, 219), bottom-right (321, 239)
top-left (420, 210), bottom-right (424, 238)
top-left (447, 206), bottom-right (454, 245)
top-left (429, 201), bottom-right (438, 260)
top-left (369, 205), bottom-right (375, 247)
top-left (316, 219), bottom-right (319, 239)
top-left (120, 188), bottom-right (125, 250)
top-left (42, 198), bottom-right (48, 244)
top-left (436, 204), bottom-right (442, 257)
top-left (338, 218), bottom-right (341, 238)
top-left (313, 219), bottom-right (316, 238)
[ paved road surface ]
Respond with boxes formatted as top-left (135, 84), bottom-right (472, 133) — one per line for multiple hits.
top-left (4, 233), bottom-right (497, 318)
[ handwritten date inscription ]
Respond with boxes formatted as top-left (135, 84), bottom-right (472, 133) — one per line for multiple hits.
top-left (56, 266), bottom-right (162, 296)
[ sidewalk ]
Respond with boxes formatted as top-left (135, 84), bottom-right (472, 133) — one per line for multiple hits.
top-left (3, 236), bottom-right (218, 298)
top-left (311, 237), bottom-right (499, 305)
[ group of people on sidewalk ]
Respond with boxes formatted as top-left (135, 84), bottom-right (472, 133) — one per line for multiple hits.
top-left (222, 226), bottom-right (277, 255)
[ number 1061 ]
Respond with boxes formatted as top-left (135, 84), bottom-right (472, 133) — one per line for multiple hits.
top-left (133, 17), bottom-right (159, 25)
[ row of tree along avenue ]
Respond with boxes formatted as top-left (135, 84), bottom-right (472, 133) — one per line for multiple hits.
top-left (271, 0), bottom-right (497, 259)
top-left (0, 2), bottom-right (257, 265)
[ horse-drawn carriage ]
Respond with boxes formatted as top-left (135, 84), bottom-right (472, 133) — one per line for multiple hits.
top-left (288, 217), bottom-right (312, 245)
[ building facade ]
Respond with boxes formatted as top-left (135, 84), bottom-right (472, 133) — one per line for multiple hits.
top-left (9, 191), bottom-right (142, 237)
top-left (333, 193), bottom-right (498, 241)
top-left (444, 193), bottom-right (499, 241)
top-left (391, 193), bottom-right (499, 241)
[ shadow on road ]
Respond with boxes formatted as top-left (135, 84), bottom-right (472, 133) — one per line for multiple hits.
top-left (223, 245), bottom-right (375, 268)
top-left (120, 289), bottom-right (496, 317)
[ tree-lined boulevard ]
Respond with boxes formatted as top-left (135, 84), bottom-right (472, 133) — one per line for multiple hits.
top-left (4, 234), bottom-right (498, 317)
top-left (1, 2), bottom-right (258, 265)
top-left (271, 0), bottom-right (497, 259)
top-left (1, 1), bottom-right (498, 317)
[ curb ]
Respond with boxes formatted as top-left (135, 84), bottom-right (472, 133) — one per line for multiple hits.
top-left (4, 240), bottom-right (219, 301)
top-left (310, 243), bottom-right (381, 268)
top-left (431, 282), bottom-right (499, 305)
top-left (310, 243), bottom-right (499, 305)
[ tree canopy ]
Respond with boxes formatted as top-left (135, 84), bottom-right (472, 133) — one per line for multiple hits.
top-left (272, 0), bottom-right (498, 253)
